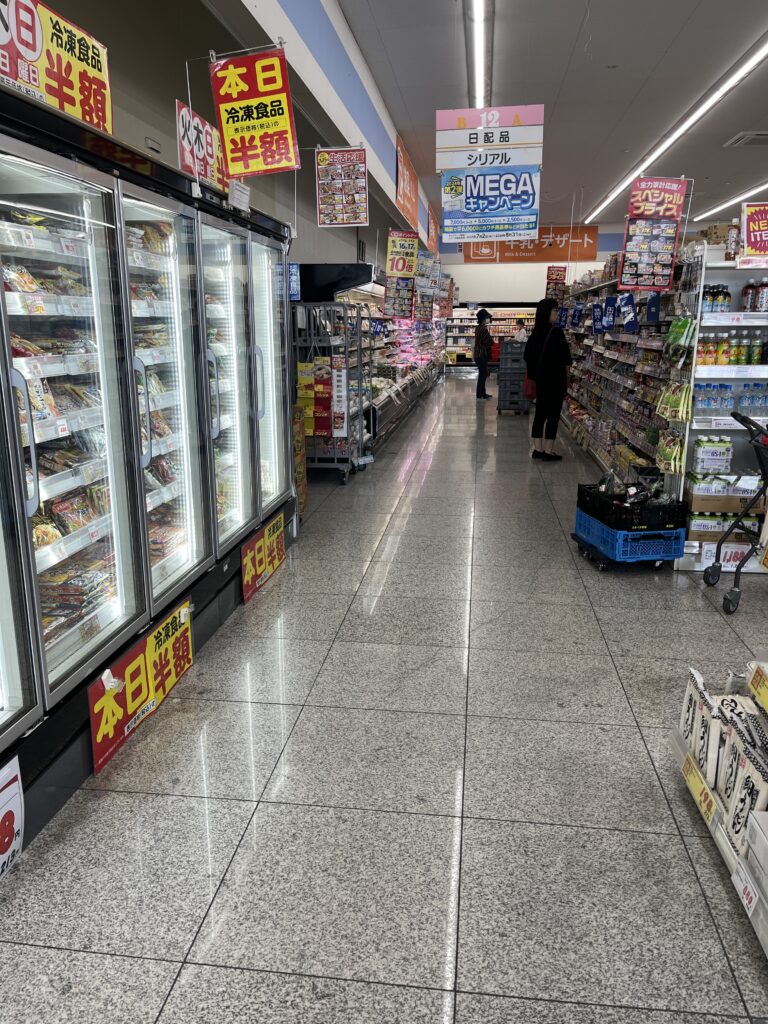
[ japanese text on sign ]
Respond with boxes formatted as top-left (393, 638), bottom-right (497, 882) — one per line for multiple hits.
top-left (176, 99), bottom-right (228, 192)
top-left (0, 1), bottom-right (112, 132)
top-left (242, 512), bottom-right (286, 603)
top-left (210, 48), bottom-right (300, 178)
top-left (619, 177), bottom-right (687, 292)
top-left (628, 178), bottom-right (687, 220)
top-left (88, 602), bottom-right (193, 773)
top-left (442, 166), bottom-right (540, 243)
top-left (396, 135), bottom-right (419, 231)
top-left (463, 226), bottom-right (596, 264)
top-left (386, 229), bottom-right (419, 277)
top-left (315, 147), bottom-right (369, 227)
top-left (682, 752), bottom-right (717, 827)
top-left (427, 206), bottom-right (439, 254)
top-left (0, 756), bottom-right (23, 882)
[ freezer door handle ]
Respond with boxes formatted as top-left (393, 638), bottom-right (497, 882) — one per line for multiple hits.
top-left (254, 345), bottom-right (266, 421)
top-left (133, 355), bottom-right (152, 470)
top-left (207, 348), bottom-right (221, 440)
top-left (10, 368), bottom-right (39, 517)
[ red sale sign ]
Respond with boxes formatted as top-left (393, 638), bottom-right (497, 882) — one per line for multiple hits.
top-left (741, 202), bottom-right (768, 268)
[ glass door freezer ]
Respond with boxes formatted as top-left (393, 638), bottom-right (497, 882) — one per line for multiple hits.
top-left (251, 237), bottom-right (291, 513)
top-left (0, 141), bottom-right (147, 705)
top-left (200, 218), bottom-right (258, 556)
top-left (120, 186), bottom-right (212, 609)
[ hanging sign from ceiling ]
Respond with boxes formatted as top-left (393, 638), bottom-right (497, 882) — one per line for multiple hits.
top-left (0, 2), bottom-right (112, 133)
top-left (176, 100), bottom-right (228, 192)
top-left (435, 105), bottom-right (544, 170)
top-left (315, 147), bottom-right (369, 227)
top-left (383, 229), bottom-right (419, 318)
top-left (462, 225), bottom-right (597, 263)
top-left (740, 202), bottom-right (768, 269)
top-left (396, 135), bottom-right (420, 231)
top-left (441, 166), bottom-right (540, 243)
top-left (618, 177), bottom-right (687, 291)
top-left (210, 47), bottom-right (300, 178)
top-left (427, 206), bottom-right (439, 254)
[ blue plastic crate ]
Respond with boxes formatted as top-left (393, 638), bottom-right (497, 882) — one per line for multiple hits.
top-left (574, 509), bottom-right (685, 563)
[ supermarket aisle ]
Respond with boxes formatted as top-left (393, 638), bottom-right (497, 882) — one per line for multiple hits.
top-left (1, 375), bottom-right (768, 1023)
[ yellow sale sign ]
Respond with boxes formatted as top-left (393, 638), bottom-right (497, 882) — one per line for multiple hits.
top-left (386, 230), bottom-right (419, 278)
top-left (0, 2), bottom-right (112, 133)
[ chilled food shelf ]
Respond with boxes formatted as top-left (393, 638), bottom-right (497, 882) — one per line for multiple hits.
top-left (701, 314), bottom-right (768, 326)
top-left (691, 417), bottom-right (768, 430)
top-left (152, 545), bottom-right (190, 589)
top-left (152, 431), bottom-right (182, 456)
top-left (146, 480), bottom-right (182, 512)
top-left (13, 353), bottom-right (100, 379)
top-left (5, 293), bottom-right (94, 317)
top-left (35, 513), bottom-right (112, 572)
top-left (148, 390), bottom-right (180, 412)
top-left (39, 459), bottom-right (107, 502)
top-left (0, 223), bottom-right (89, 262)
top-left (22, 405), bottom-right (103, 446)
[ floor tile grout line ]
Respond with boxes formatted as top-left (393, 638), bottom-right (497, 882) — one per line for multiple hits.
top-left (0, 936), bottom-right (183, 966)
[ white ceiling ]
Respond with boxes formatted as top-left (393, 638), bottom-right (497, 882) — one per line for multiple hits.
top-left (337, 0), bottom-right (768, 225)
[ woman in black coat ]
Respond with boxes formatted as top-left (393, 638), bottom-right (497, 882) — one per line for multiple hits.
top-left (524, 297), bottom-right (572, 461)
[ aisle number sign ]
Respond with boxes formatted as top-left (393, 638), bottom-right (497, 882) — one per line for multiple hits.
top-left (0, 2), bottom-right (112, 133)
top-left (176, 99), bottom-right (228, 191)
top-left (88, 602), bottom-right (193, 773)
top-left (435, 105), bottom-right (544, 170)
top-left (242, 512), bottom-right (286, 603)
top-left (210, 48), bottom-right (300, 178)
top-left (386, 230), bottom-right (419, 277)
top-left (740, 202), bottom-right (768, 269)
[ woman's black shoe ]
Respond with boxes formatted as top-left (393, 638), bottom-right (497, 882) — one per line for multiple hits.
top-left (542, 452), bottom-right (563, 461)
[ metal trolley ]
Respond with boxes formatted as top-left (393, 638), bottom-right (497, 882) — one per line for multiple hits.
top-left (292, 302), bottom-right (368, 484)
top-left (703, 411), bottom-right (768, 614)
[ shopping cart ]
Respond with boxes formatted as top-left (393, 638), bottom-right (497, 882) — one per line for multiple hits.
top-left (702, 411), bottom-right (768, 614)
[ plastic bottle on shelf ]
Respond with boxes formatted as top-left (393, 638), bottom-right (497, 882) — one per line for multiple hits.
top-left (758, 278), bottom-right (768, 313)
top-left (742, 278), bottom-right (758, 312)
top-left (750, 330), bottom-right (764, 365)
top-left (753, 383), bottom-right (766, 413)
top-left (704, 334), bottom-right (718, 365)
top-left (712, 284), bottom-right (725, 313)
top-left (725, 218), bottom-right (741, 261)
top-left (740, 384), bottom-right (752, 413)
top-left (717, 333), bottom-right (731, 365)
top-left (729, 330), bottom-right (745, 365)
top-left (723, 284), bottom-right (732, 312)
top-left (721, 384), bottom-right (735, 413)
top-left (702, 286), bottom-right (714, 314)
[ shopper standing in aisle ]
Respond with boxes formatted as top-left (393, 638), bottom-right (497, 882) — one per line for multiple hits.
top-left (474, 308), bottom-right (493, 400)
top-left (524, 297), bottom-right (571, 461)
top-left (514, 318), bottom-right (528, 343)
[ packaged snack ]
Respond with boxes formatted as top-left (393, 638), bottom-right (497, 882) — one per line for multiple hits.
top-left (50, 491), bottom-right (96, 534)
top-left (30, 513), bottom-right (63, 549)
top-left (28, 378), bottom-right (60, 421)
top-left (3, 264), bottom-right (40, 292)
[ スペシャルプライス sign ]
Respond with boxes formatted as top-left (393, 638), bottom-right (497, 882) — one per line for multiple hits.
top-left (210, 48), bottom-right (300, 178)
top-left (618, 177), bottom-right (687, 291)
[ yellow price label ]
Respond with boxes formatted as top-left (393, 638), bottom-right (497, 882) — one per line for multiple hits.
top-left (682, 752), bottom-right (717, 827)
top-left (749, 664), bottom-right (768, 714)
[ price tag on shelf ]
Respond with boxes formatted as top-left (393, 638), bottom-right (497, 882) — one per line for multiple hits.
top-left (23, 295), bottom-right (46, 315)
top-left (56, 419), bottom-right (69, 438)
top-left (60, 239), bottom-right (77, 256)
top-left (749, 664), bottom-right (768, 714)
top-left (682, 752), bottom-right (717, 827)
top-left (21, 230), bottom-right (36, 249)
top-left (26, 361), bottom-right (42, 378)
top-left (133, 251), bottom-right (145, 268)
top-left (79, 617), bottom-right (100, 644)
top-left (732, 860), bottom-right (761, 918)
top-left (88, 525), bottom-right (101, 543)
top-left (76, 355), bottom-right (94, 374)
top-left (82, 462), bottom-right (100, 484)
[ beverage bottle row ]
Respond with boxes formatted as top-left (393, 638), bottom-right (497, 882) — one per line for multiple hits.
top-left (693, 383), bottom-right (767, 414)
top-left (701, 279), bottom-right (768, 313)
top-left (696, 329), bottom-right (767, 365)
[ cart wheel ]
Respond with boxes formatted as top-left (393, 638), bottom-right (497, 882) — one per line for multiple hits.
top-left (597, 561), bottom-right (609, 572)
top-left (703, 564), bottom-right (721, 587)
top-left (340, 471), bottom-right (349, 485)
top-left (653, 560), bottom-right (664, 570)
top-left (722, 590), bottom-right (741, 615)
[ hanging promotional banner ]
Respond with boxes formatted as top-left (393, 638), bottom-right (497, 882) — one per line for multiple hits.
top-left (331, 355), bottom-right (348, 437)
top-left (0, 2), bottom-right (112, 132)
top-left (546, 265), bottom-right (567, 283)
top-left (315, 147), bottom-right (369, 227)
top-left (288, 262), bottom-right (301, 301)
top-left (176, 100), bottom-right (228, 191)
top-left (210, 47), bottom-right (300, 178)
top-left (442, 166), bottom-right (540, 243)
top-left (618, 177), bottom-right (687, 291)
top-left (427, 206), bottom-right (439, 254)
top-left (570, 303), bottom-right (585, 328)
top-left (386, 229), bottom-right (419, 277)
top-left (413, 250), bottom-right (437, 320)
top-left (592, 303), bottom-right (604, 335)
top-left (396, 135), bottom-right (419, 231)
top-left (603, 296), bottom-right (617, 331)
top-left (435, 105), bottom-right (544, 171)
top-left (0, 756), bottom-right (23, 881)
top-left (88, 602), bottom-right (193, 773)
top-left (242, 512), bottom-right (286, 603)
top-left (462, 226), bottom-right (597, 263)
top-left (740, 202), bottom-right (768, 269)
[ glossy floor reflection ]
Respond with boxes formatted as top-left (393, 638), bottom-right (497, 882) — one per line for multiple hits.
top-left (1, 374), bottom-right (766, 1023)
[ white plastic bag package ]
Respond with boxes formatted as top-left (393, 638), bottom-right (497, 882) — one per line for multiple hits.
top-left (680, 668), bottom-right (706, 751)
top-left (694, 691), bottom-right (722, 789)
top-left (717, 716), bottom-right (758, 811)
top-left (724, 745), bottom-right (768, 855)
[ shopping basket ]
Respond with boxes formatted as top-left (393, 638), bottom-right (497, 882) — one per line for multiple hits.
top-left (573, 508), bottom-right (685, 570)
top-left (702, 411), bottom-right (768, 614)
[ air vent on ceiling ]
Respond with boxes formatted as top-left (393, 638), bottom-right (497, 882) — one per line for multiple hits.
top-left (723, 131), bottom-right (768, 148)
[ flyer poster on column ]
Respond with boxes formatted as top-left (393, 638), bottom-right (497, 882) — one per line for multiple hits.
top-left (315, 147), bottom-right (369, 227)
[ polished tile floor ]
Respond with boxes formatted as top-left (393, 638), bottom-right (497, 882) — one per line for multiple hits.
top-left (2, 375), bottom-right (768, 1023)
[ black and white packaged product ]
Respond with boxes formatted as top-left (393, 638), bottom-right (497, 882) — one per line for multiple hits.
top-left (717, 716), bottom-right (758, 811)
top-left (680, 668), bottom-right (707, 751)
top-left (693, 691), bottom-right (722, 788)
top-left (724, 745), bottom-right (768, 855)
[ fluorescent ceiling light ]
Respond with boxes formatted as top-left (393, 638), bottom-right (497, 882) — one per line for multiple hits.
top-left (584, 32), bottom-right (768, 223)
top-left (693, 179), bottom-right (768, 221)
top-left (464, 0), bottom-right (494, 109)
top-left (472, 0), bottom-right (485, 107)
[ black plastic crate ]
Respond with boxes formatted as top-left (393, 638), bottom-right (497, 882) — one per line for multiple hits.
top-left (577, 484), bottom-right (688, 531)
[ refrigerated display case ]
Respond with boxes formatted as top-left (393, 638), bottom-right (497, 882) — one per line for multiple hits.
top-left (252, 237), bottom-right (291, 513)
top-left (201, 219), bottom-right (258, 555)
top-left (0, 143), bottom-right (147, 705)
top-left (120, 187), bottom-right (212, 607)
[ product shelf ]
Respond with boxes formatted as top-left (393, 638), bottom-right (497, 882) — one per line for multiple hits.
top-left (35, 512), bottom-right (112, 572)
top-left (5, 293), bottom-right (94, 317)
top-left (131, 299), bottom-right (173, 318)
top-left (39, 459), bottom-right (107, 502)
top-left (145, 480), bottom-right (182, 512)
top-left (152, 545), bottom-right (189, 589)
top-left (127, 250), bottom-right (174, 272)
top-left (702, 314), bottom-right (768, 326)
top-left (135, 346), bottom-right (173, 366)
top-left (45, 599), bottom-right (121, 659)
top-left (0, 224), bottom-right (89, 263)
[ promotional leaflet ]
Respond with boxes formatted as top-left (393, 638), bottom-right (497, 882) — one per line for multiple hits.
top-left (442, 166), bottom-right (540, 242)
top-left (210, 47), bottom-right (300, 178)
top-left (315, 147), bottom-right (369, 227)
top-left (603, 296), bottom-right (617, 331)
top-left (384, 229), bottom-right (419, 318)
top-left (570, 302), bottom-right (585, 328)
top-left (435, 105), bottom-right (544, 170)
top-left (592, 302), bottom-right (604, 334)
top-left (0, 756), bottom-right (23, 881)
top-left (557, 307), bottom-right (568, 328)
top-left (0, 2), bottom-right (112, 132)
top-left (88, 602), bottom-right (193, 773)
top-left (176, 100), bottom-right (228, 191)
top-left (331, 354), bottom-right (348, 437)
top-left (618, 177), bottom-right (687, 291)
top-left (740, 202), bottom-right (768, 269)
top-left (241, 512), bottom-right (286, 603)
top-left (618, 292), bottom-right (638, 330)
top-left (396, 135), bottom-right (419, 230)
top-left (462, 226), bottom-right (597, 263)
top-left (546, 265), bottom-right (567, 283)
top-left (413, 250), bottom-right (437, 320)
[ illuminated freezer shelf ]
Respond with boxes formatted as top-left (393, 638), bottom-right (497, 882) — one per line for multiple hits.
top-left (39, 459), bottom-right (107, 502)
top-left (35, 513), bottom-right (112, 572)
top-left (5, 293), bottom-right (94, 317)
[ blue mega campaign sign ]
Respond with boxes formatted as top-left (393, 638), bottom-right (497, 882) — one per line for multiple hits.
top-left (441, 165), bottom-right (540, 243)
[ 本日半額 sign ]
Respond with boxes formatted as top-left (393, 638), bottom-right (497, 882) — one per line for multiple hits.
top-left (315, 147), bottom-right (368, 227)
top-left (176, 99), bottom-right (228, 191)
top-left (396, 135), bottom-right (419, 231)
top-left (442, 166), bottom-right (540, 243)
top-left (0, 756), bottom-right (23, 881)
top-left (435, 105), bottom-right (544, 171)
top-left (88, 602), bottom-right (193, 773)
top-left (463, 226), bottom-right (597, 264)
top-left (0, 2), bottom-right (112, 132)
top-left (740, 202), bottom-right (768, 269)
top-left (211, 48), bottom-right (300, 178)
top-left (619, 177), bottom-right (687, 291)
top-left (242, 512), bottom-right (286, 602)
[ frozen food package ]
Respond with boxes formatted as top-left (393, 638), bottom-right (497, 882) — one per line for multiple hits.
top-left (724, 746), bottom-right (768, 855)
top-left (3, 263), bottom-right (40, 292)
top-left (50, 491), bottom-right (96, 534)
top-left (30, 513), bottom-right (63, 549)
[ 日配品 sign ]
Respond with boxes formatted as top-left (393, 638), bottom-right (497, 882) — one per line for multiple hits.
top-left (435, 104), bottom-right (544, 171)
top-left (315, 147), bottom-right (369, 227)
top-left (176, 100), bottom-right (228, 191)
top-left (442, 166), bottom-right (541, 243)
top-left (210, 48), bottom-right (300, 178)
